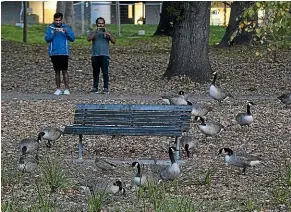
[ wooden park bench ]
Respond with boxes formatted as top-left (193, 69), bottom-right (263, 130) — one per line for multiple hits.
top-left (64, 104), bottom-right (193, 161)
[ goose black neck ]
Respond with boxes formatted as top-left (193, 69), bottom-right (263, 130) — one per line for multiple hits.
top-left (200, 117), bottom-right (206, 125)
top-left (136, 163), bottom-right (141, 177)
top-left (247, 104), bottom-right (251, 115)
top-left (37, 132), bottom-right (45, 142)
top-left (212, 73), bottom-right (217, 85)
top-left (185, 144), bottom-right (189, 152)
top-left (21, 146), bottom-right (27, 155)
top-left (169, 148), bottom-right (175, 164)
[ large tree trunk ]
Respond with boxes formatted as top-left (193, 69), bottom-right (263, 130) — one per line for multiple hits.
top-left (56, 1), bottom-right (74, 28)
top-left (163, 1), bottom-right (212, 83)
top-left (217, 1), bottom-right (254, 47)
top-left (154, 2), bottom-right (174, 36)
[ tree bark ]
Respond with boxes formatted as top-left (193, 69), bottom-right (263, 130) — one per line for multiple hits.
top-left (163, 1), bottom-right (212, 83)
top-left (154, 2), bottom-right (174, 36)
top-left (56, 1), bottom-right (74, 27)
top-left (217, 1), bottom-right (254, 47)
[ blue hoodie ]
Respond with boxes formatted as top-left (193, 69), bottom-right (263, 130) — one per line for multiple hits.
top-left (45, 23), bottom-right (75, 56)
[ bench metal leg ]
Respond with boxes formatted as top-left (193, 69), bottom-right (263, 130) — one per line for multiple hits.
top-left (175, 136), bottom-right (180, 160)
top-left (78, 134), bottom-right (83, 160)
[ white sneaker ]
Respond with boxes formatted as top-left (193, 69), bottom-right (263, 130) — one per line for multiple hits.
top-left (63, 89), bottom-right (70, 95)
top-left (54, 89), bottom-right (62, 95)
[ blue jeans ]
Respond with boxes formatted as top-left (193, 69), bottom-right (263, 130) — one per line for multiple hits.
top-left (91, 56), bottom-right (109, 90)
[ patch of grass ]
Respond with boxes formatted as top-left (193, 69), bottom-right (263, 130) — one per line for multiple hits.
top-left (40, 156), bottom-right (68, 193)
top-left (87, 190), bottom-right (107, 212)
top-left (1, 24), bottom-right (225, 47)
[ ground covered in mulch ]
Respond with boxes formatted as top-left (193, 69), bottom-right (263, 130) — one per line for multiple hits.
top-left (1, 39), bottom-right (291, 211)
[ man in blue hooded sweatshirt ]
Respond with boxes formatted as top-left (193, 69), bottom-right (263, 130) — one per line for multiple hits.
top-left (45, 12), bottom-right (75, 95)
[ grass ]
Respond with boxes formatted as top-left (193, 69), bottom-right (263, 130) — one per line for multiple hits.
top-left (40, 156), bottom-right (69, 193)
top-left (1, 24), bottom-right (225, 47)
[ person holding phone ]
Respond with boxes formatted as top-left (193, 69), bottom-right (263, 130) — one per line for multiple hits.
top-left (45, 12), bottom-right (75, 95)
top-left (87, 17), bottom-right (116, 94)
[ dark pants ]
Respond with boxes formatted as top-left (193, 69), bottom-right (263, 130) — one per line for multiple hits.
top-left (91, 56), bottom-right (109, 90)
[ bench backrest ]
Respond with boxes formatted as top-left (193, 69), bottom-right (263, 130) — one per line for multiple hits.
top-left (67, 104), bottom-right (192, 136)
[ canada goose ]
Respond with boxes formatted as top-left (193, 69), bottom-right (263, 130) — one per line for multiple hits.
top-left (161, 91), bottom-right (190, 105)
top-left (161, 91), bottom-right (192, 106)
top-left (235, 102), bottom-right (255, 127)
top-left (191, 103), bottom-right (212, 117)
top-left (160, 147), bottom-right (180, 181)
top-left (194, 116), bottom-right (225, 137)
top-left (219, 147), bottom-right (261, 174)
top-left (209, 72), bottom-right (232, 103)
top-left (79, 179), bottom-right (125, 195)
top-left (277, 93), bottom-right (291, 106)
top-left (38, 127), bottom-right (63, 148)
top-left (132, 161), bottom-right (155, 188)
top-left (19, 138), bottom-right (40, 155)
top-left (18, 155), bottom-right (38, 173)
top-left (95, 157), bottom-right (117, 171)
top-left (179, 135), bottom-right (198, 158)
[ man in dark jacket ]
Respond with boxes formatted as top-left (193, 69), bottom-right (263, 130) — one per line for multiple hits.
top-left (45, 12), bottom-right (75, 95)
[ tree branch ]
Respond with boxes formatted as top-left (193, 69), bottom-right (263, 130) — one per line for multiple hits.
top-left (222, 1), bottom-right (231, 7)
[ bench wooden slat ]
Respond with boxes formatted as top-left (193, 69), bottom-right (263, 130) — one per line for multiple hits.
top-left (73, 116), bottom-right (190, 122)
top-left (64, 126), bottom-right (182, 136)
top-left (76, 104), bottom-right (193, 111)
top-left (75, 110), bottom-right (191, 116)
top-left (72, 120), bottom-right (190, 126)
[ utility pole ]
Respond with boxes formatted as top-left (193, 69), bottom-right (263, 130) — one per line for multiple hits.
top-left (116, 1), bottom-right (120, 36)
top-left (23, 1), bottom-right (28, 43)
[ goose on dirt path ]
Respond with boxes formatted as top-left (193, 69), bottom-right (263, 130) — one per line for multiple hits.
top-left (179, 135), bottom-right (198, 158)
top-left (160, 147), bottom-right (180, 181)
top-left (209, 72), bottom-right (232, 103)
top-left (161, 91), bottom-right (192, 106)
top-left (191, 103), bottom-right (212, 117)
top-left (218, 147), bottom-right (261, 174)
top-left (19, 138), bottom-right (40, 155)
top-left (18, 155), bottom-right (38, 173)
top-left (38, 127), bottom-right (63, 148)
top-left (194, 116), bottom-right (225, 137)
top-left (235, 101), bottom-right (256, 128)
top-left (132, 161), bottom-right (157, 188)
top-left (277, 93), bottom-right (291, 106)
top-left (78, 179), bottom-right (126, 195)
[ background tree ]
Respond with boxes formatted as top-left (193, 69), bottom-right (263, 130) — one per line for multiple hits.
top-left (154, 2), bottom-right (175, 36)
top-left (163, 1), bottom-right (212, 83)
top-left (217, 1), bottom-right (255, 47)
top-left (242, 1), bottom-right (291, 61)
top-left (56, 1), bottom-right (74, 28)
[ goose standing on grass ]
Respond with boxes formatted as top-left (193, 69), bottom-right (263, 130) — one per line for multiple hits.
top-left (209, 72), bottom-right (232, 103)
top-left (235, 102), bottom-right (255, 128)
top-left (38, 127), bottom-right (63, 148)
top-left (18, 155), bottom-right (38, 173)
top-left (277, 93), bottom-right (291, 106)
top-left (19, 138), bottom-right (40, 156)
top-left (179, 135), bottom-right (198, 158)
top-left (132, 161), bottom-right (156, 188)
top-left (191, 103), bottom-right (212, 117)
top-left (160, 147), bottom-right (180, 181)
top-left (194, 116), bottom-right (225, 138)
top-left (219, 147), bottom-right (261, 174)
top-left (79, 179), bottom-right (126, 195)
top-left (161, 91), bottom-right (192, 106)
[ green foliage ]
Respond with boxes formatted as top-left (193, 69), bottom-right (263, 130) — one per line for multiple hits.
top-left (242, 2), bottom-right (291, 59)
top-left (40, 156), bottom-right (68, 193)
top-left (87, 190), bottom-right (107, 212)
